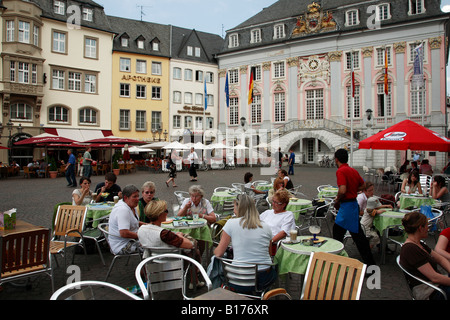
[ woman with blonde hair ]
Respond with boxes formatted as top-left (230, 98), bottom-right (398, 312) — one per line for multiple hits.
top-left (214, 194), bottom-right (276, 293)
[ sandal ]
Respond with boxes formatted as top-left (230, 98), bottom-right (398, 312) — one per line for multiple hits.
top-left (165, 181), bottom-right (169, 187)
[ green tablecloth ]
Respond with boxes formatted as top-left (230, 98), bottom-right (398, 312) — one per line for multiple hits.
top-left (373, 210), bottom-right (406, 234)
top-left (86, 203), bottom-right (114, 228)
top-left (287, 199), bottom-right (313, 220)
top-left (255, 183), bottom-right (272, 192)
top-left (317, 187), bottom-right (338, 198)
top-left (274, 236), bottom-right (347, 275)
top-left (399, 194), bottom-right (436, 210)
top-left (162, 218), bottom-right (212, 244)
top-left (210, 191), bottom-right (238, 207)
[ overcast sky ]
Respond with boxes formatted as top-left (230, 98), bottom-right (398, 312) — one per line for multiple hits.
top-left (98, 0), bottom-right (276, 37)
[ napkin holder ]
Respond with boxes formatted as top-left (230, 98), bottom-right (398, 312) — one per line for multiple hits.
top-left (0, 208), bottom-right (17, 230)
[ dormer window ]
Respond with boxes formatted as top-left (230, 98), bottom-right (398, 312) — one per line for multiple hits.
top-left (151, 38), bottom-right (160, 51)
top-left (273, 24), bottom-right (285, 39)
top-left (409, 0), bottom-right (425, 15)
top-left (120, 34), bottom-right (129, 47)
top-left (229, 33), bottom-right (239, 48)
top-left (345, 10), bottom-right (359, 26)
top-left (136, 36), bottom-right (145, 49)
top-left (376, 3), bottom-right (391, 21)
top-left (82, 8), bottom-right (93, 21)
top-left (251, 29), bottom-right (261, 43)
top-left (54, 0), bottom-right (65, 15)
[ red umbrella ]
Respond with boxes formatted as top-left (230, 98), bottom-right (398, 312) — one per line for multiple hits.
top-left (14, 133), bottom-right (77, 145)
top-left (359, 120), bottom-right (450, 152)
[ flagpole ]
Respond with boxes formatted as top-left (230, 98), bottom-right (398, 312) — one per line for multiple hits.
top-left (350, 50), bottom-right (354, 167)
top-left (384, 46), bottom-right (388, 169)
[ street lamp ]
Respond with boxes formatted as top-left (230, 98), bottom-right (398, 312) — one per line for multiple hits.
top-left (163, 129), bottom-right (168, 141)
top-left (151, 129), bottom-right (157, 141)
top-left (366, 109), bottom-right (373, 122)
top-left (365, 108), bottom-right (374, 168)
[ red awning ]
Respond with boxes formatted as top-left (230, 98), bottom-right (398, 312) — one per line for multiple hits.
top-left (44, 128), bottom-right (113, 142)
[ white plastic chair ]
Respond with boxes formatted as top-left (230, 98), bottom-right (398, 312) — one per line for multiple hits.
top-left (135, 253), bottom-right (212, 300)
top-left (50, 280), bottom-right (142, 300)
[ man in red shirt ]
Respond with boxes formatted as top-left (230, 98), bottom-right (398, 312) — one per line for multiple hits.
top-left (333, 149), bottom-right (376, 266)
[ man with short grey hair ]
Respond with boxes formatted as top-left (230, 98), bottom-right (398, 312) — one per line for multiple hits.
top-left (108, 184), bottom-right (146, 254)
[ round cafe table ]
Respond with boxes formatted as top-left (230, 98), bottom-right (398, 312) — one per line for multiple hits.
top-left (317, 186), bottom-right (338, 198)
top-left (274, 236), bottom-right (347, 276)
top-left (255, 183), bottom-right (272, 192)
top-left (86, 202), bottom-right (114, 228)
top-left (210, 191), bottom-right (238, 208)
top-left (162, 218), bottom-right (212, 244)
top-left (399, 194), bottom-right (436, 210)
top-left (373, 209), bottom-right (408, 264)
top-left (286, 199), bottom-right (313, 220)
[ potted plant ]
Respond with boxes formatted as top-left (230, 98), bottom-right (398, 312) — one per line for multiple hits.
top-left (113, 159), bottom-right (120, 176)
top-left (48, 157), bottom-right (58, 178)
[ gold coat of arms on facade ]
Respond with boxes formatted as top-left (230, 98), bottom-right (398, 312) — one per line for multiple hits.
top-left (292, 2), bottom-right (337, 37)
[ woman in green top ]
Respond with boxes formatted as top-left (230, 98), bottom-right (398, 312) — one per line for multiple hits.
top-left (138, 181), bottom-right (159, 222)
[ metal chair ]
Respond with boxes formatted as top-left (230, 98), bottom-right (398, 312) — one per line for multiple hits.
top-left (50, 280), bottom-right (142, 300)
top-left (301, 252), bottom-right (367, 300)
top-left (231, 183), bottom-right (246, 193)
top-left (420, 174), bottom-right (432, 196)
top-left (213, 187), bottom-right (233, 193)
top-left (174, 191), bottom-right (190, 206)
top-left (380, 224), bottom-right (406, 264)
top-left (82, 214), bottom-right (110, 266)
top-left (98, 223), bottom-right (142, 281)
top-left (216, 256), bottom-right (277, 300)
top-left (288, 185), bottom-right (307, 198)
top-left (396, 255), bottom-right (447, 300)
top-left (312, 198), bottom-right (334, 236)
top-left (135, 253), bottom-right (212, 300)
top-left (214, 200), bottom-right (235, 219)
top-left (50, 205), bottom-right (88, 272)
top-left (251, 180), bottom-right (269, 187)
top-left (1, 228), bottom-right (54, 293)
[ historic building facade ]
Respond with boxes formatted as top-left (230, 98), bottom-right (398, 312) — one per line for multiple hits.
top-left (169, 26), bottom-right (223, 144)
top-left (108, 16), bottom-right (170, 142)
top-left (0, 0), bottom-right (114, 165)
top-left (217, 0), bottom-right (450, 168)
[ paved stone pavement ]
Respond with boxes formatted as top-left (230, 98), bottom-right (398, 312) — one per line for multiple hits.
top-left (0, 164), bottom-right (439, 301)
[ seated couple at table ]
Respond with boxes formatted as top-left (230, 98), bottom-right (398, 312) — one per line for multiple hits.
top-left (93, 172), bottom-right (123, 203)
top-left (214, 193), bottom-right (277, 294)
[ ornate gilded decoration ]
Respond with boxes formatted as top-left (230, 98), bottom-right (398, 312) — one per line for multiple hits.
top-left (327, 51), bottom-right (342, 62)
top-left (298, 55), bottom-right (330, 86)
top-left (428, 37), bottom-right (442, 49)
top-left (239, 65), bottom-right (248, 74)
top-left (262, 62), bottom-right (271, 71)
top-left (393, 42), bottom-right (406, 54)
top-left (218, 69), bottom-right (227, 78)
top-left (292, 2), bottom-right (337, 37)
top-left (361, 47), bottom-right (373, 58)
top-left (287, 57), bottom-right (300, 68)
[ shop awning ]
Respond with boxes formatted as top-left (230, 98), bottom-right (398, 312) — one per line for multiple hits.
top-left (44, 128), bottom-right (113, 143)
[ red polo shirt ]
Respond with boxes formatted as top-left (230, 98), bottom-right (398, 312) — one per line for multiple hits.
top-left (336, 163), bottom-right (364, 200)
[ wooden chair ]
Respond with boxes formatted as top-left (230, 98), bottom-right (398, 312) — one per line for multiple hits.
top-left (91, 165), bottom-right (98, 176)
top-left (50, 205), bottom-right (88, 272)
top-left (119, 163), bottom-right (125, 174)
top-left (300, 252), bottom-right (367, 300)
top-left (0, 228), bottom-right (54, 292)
top-left (23, 166), bottom-right (36, 178)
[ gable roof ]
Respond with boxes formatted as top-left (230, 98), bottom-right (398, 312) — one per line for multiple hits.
top-left (107, 15), bottom-right (171, 58)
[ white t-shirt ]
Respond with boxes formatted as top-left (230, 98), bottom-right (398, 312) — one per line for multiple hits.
top-left (357, 192), bottom-right (368, 213)
top-left (260, 209), bottom-right (296, 238)
top-left (108, 200), bottom-right (140, 254)
top-left (180, 198), bottom-right (214, 215)
top-left (187, 151), bottom-right (198, 164)
top-left (223, 217), bottom-right (273, 268)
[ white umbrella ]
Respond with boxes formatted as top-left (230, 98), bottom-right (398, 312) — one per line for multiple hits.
top-left (207, 142), bottom-right (230, 149)
top-left (162, 141), bottom-right (190, 150)
top-left (127, 146), bottom-right (154, 153)
top-left (232, 144), bottom-right (248, 150)
top-left (140, 141), bottom-right (169, 149)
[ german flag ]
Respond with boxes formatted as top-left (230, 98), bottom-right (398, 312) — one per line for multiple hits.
top-left (248, 67), bottom-right (255, 105)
